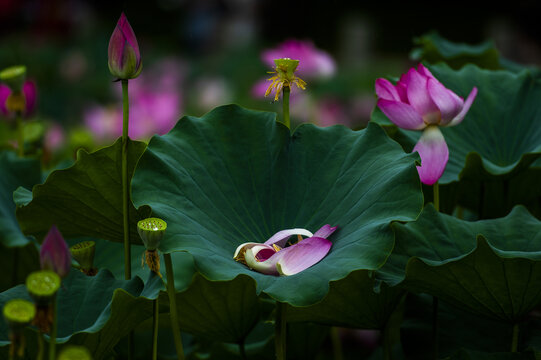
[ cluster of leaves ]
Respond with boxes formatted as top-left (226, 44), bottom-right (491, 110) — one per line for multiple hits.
top-left (0, 34), bottom-right (540, 359)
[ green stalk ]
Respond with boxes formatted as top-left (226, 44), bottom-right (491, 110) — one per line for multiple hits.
top-left (432, 181), bottom-right (440, 359)
top-left (282, 86), bottom-right (290, 129)
top-left (239, 340), bottom-right (247, 360)
top-left (16, 111), bottom-right (23, 157)
top-left (164, 253), bottom-right (185, 360)
top-left (152, 299), bottom-right (159, 360)
top-left (36, 331), bottom-right (44, 360)
top-left (48, 297), bottom-right (57, 360)
top-left (275, 302), bottom-right (287, 360)
top-left (433, 181), bottom-right (439, 212)
top-left (511, 323), bottom-right (519, 352)
top-left (330, 327), bottom-right (343, 360)
top-left (121, 79), bottom-right (134, 360)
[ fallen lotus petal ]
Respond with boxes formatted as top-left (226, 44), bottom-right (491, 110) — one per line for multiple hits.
top-left (412, 125), bottom-right (449, 186)
top-left (234, 225), bottom-right (337, 276)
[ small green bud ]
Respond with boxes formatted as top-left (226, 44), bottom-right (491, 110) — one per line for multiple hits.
top-left (3, 299), bottom-right (35, 330)
top-left (26, 270), bottom-right (60, 305)
top-left (137, 218), bottom-right (167, 251)
top-left (0, 65), bottom-right (27, 92)
top-left (70, 241), bottom-right (96, 271)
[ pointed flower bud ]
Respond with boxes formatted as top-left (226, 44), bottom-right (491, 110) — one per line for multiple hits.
top-left (40, 225), bottom-right (71, 278)
top-left (70, 241), bottom-right (97, 276)
top-left (137, 218), bottom-right (167, 251)
top-left (0, 66), bottom-right (26, 92)
top-left (108, 13), bottom-right (142, 80)
top-left (58, 345), bottom-right (93, 360)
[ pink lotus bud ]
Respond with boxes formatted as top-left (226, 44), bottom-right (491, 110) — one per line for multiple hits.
top-left (108, 13), bottom-right (142, 80)
top-left (40, 225), bottom-right (71, 278)
top-left (0, 80), bottom-right (37, 117)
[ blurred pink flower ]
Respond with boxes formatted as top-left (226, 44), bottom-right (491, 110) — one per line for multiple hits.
top-left (44, 124), bottom-right (66, 152)
top-left (85, 59), bottom-right (184, 141)
top-left (314, 99), bottom-right (352, 127)
top-left (0, 80), bottom-right (37, 117)
top-left (262, 39), bottom-right (336, 79)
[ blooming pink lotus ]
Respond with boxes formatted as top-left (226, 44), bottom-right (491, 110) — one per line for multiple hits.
top-left (40, 225), bottom-right (71, 278)
top-left (234, 224), bottom-right (337, 276)
top-left (108, 12), bottom-right (142, 80)
top-left (0, 80), bottom-right (37, 117)
top-left (375, 64), bottom-right (477, 185)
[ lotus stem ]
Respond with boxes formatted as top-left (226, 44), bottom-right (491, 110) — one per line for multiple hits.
top-left (239, 340), bottom-right (247, 360)
top-left (36, 331), bottom-right (44, 360)
top-left (330, 327), bottom-right (343, 360)
top-left (282, 86), bottom-right (290, 129)
top-left (16, 111), bottom-right (23, 157)
top-left (164, 253), bottom-right (185, 360)
top-left (275, 301), bottom-right (287, 360)
top-left (433, 182), bottom-right (439, 212)
top-left (121, 78), bottom-right (134, 360)
top-left (511, 323), bottom-right (519, 352)
top-left (432, 296), bottom-right (439, 360)
top-left (152, 298), bottom-right (159, 360)
top-left (48, 297), bottom-right (57, 360)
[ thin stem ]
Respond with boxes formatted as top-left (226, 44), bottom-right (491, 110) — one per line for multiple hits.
top-left (432, 296), bottom-right (439, 360)
top-left (275, 302), bottom-right (287, 360)
top-left (382, 323), bottom-right (392, 360)
top-left (164, 253), bottom-right (185, 360)
top-left (36, 331), bottom-right (44, 360)
top-left (433, 182), bottom-right (439, 212)
top-left (282, 86), bottom-right (290, 129)
top-left (152, 299), bottom-right (159, 360)
top-left (330, 327), bottom-right (343, 360)
top-left (511, 323), bottom-right (519, 352)
top-left (239, 340), bottom-right (248, 360)
top-left (16, 111), bottom-right (23, 157)
top-left (48, 297), bottom-right (58, 360)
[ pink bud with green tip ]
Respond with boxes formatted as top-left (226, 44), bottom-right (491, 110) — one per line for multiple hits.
top-left (108, 12), bottom-right (142, 80)
top-left (40, 225), bottom-right (71, 278)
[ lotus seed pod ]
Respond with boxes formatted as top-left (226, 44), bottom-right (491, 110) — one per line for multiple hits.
top-left (70, 241), bottom-right (96, 272)
top-left (0, 65), bottom-right (26, 92)
top-left (3, 299), bottom-right (35, 331)
top-left (137, 218), bottom-right (167, 251)
top-left (58, 345), bottom-right (93, 360)
top-left (26, 270), bottom-right (60, 305)
top-left (273, 58), bottom-right (299, 80)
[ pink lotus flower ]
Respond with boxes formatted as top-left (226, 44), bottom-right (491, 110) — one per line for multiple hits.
top-left (108, 12), bottom-right (142, 80)
top-left (233, 225), bottom-right (337, 276)
top-left (262, 39), bottom-right (336, 79)
top-left (375, 64), bottom-right (477, 185)
top-left (40, 225), bottom-right (71, 278)
top-left (0, 80), bottom-right (37, 117)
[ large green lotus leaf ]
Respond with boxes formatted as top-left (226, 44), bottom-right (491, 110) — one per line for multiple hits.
top-left (15, 138), bottom-right (151, 244)
top-left (286, 270), bottom-right (405, 330)
top-left (378, 205), bottom-right (541, 322)
top-left (162, 273), bottom-right (264, 344)
top-left (0, 269), bottom-right (162, 358)
top-left (132, 104), bottom-right (423, 306)
top-left (410, 32), bottom-right (501, 70)
top-left (0, 151), bottom-right (41, 247)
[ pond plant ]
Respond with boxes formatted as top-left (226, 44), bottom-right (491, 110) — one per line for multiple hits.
top-left (0, 10), bottom-right (540, 360)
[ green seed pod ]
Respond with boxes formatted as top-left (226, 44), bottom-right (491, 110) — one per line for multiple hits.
top-left (274, 58), bottom-right (299, 80)
top-left (26, 270), bottom-right (60, 305)
top-left (0, 65), bottom-right (26, 92)
top-left (70, 241), bottom-right (96, 271)
top-left (58, 345), bottom-right (93, 360)
top-left (137, 218), bottom-right (167, 251)
top-left (3, 299), bottom-right (35, 331)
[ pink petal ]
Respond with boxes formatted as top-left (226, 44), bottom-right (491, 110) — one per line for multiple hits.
top-left (412, 126), bottom-right (449, 185)
top-left (0, 84), bottom-right (11, 115)
top-left (275, 237), bottom-right (332, 276)
top-left (405, 68), bottom-right (440, 122)
top-left (118, 13), bottom-right (141, 66)
top-left (233, 242), bottom-right (263, 259)
top-left (22, 81), bottom-right (37, 116)
top-left (245, 245), bottom-right (280, 275)
top-left (375, 78), bottom-right (400, 101)
top-left (376, 99), bottom-right (426, 130)
top-left (427, 78), bottom-right (463, 125)
top-left (446, 87), bottom-right (478, 127)
top-left (417, 63), bottom-right (436, 80)
top-left (263, 228), bottom-right (313, 248)
top-left (313, 224), bottom-right (338, 239)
